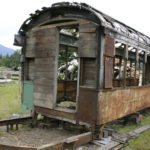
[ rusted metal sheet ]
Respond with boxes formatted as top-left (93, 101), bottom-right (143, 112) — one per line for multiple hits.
top-left (104, 56), bottom-right (113, 88)
top-left (97, 85), bottom-right (150, 124)
top-left (78, 87), bottom-right (98, 124)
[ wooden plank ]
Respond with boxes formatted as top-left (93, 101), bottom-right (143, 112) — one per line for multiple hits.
top-left (34, 71), bottom-right (54, 79)
top-left (28, 59), bottom-right (35, 80)
top-left (0, 144), bottom-right (36, 150)
top-left (34, 92), bottom-right (53, 99)
top-left (35, 58), bottom-right (55, 65)
top-left (32, 21), bottom-right (79, 31)
top-left (79, 24), bottom-right (97, 33)
top-left (79, 20), bottom-right (98, 33)
top-left (31, 27), bottom-right (56, 36)
top-left (82, 58), bottom-right (96, 87)
top-left (79, 32), bottom-right (96, 41)
top-left (34, 85), bottom-right (53, 93)
top-left (34, 65), bottom-right (55, 72)
top-left (104, 56), bottom-right (113, 88)
top-left (35, 49), bottom-right (56, 58)
top-left (31, 26), bottom-right (57, 109)
top-left (105, 36), bottom-right (115, 57)
top-left (79, 21), bottom-right (97, 57)
top-left (34, 79), bottom-right (53, 87)
top-left (34, 99), bottom-right (54, 109)
top-left (35, 106), bottom-right (76, 121)
top-left (25, 31), bottom-right (36, 58)
top-left (0, 116), bottom-right (32, 126)
top-left (99, 141), bottom-right (119, 150)
top-left (38, 132), bottom-right (92, 150)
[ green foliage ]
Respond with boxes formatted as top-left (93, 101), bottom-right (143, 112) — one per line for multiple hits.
top-left (0, 50), bottom-right (21, 68)
top-left (125, 129), bottom-right (150, 150)
top-left (58, 47), bottom-right (78, 80)
top-left (111, 110), bottom-right (150, 149)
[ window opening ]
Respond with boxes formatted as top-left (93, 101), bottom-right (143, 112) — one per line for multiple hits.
top-left (113, 42), bottom-right (125, 87)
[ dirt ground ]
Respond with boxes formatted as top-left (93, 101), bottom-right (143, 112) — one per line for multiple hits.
top-left (0, 126), bottom-right (78, 147)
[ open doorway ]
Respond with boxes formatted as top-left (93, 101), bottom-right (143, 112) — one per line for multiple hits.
top-left (56, 25), bottom-right (79, 111)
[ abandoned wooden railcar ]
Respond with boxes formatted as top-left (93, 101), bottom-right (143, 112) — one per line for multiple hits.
top-left (14, 2), bottom-right (150, 130)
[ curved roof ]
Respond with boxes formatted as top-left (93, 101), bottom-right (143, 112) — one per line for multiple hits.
top-left (19, 2), bottom-right (150, 46)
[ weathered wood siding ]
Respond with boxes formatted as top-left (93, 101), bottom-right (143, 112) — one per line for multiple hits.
top-left (79, 21), bottom-right (98, 88)
top-left (77, 21), bottom-right (98, 124)
top-left (26, 31), bottom-right (36, 58)
top-left (79, 21), bottom-right (98, 57)
top-left (28, 59), bottom-right (34, 80)
top-left (25, 26), bottom-right (58, 109)
top-left (82, 58), bottom-right (96, 87)
top-left (104, 36), bottom-right (114, 88)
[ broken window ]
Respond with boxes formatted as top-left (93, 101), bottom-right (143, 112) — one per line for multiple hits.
top-left (113, 42), bottom-right (125, 87)
top-left (126, 46), bottom-right (137, 86)
top-left (136, 50), bottom-right (145, 86)
top-left (113, 41), bottom-right (150, 88)
top-left (145, 53), bottom-right (150, 85)
top-left (56, 26), bottom-right (79, 110)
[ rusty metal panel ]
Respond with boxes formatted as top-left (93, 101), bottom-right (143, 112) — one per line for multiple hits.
top-left (104, 56), bottom-right (113, 88)
top-left (78, 87), bottom-right (98, 124)
top-left (105, 36), bottom-right (115, 57)
top-left (97, 85), bottom-right (150, 125)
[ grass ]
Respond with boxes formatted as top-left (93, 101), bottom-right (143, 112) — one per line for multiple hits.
top-left (113, 110), bottom-right (150, 134)
top-left (110, 110), bottom-right (150, 150)
top-left (0, 82), bottom-right (21, 119)
top-left (125, 129), bottom-right (150, 150)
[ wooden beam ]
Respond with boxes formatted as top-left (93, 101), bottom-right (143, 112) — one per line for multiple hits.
top-left (38, 132), bottom-right (92, 150)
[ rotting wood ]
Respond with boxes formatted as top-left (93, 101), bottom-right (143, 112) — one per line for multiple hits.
top-left (0, 116), bottom-right (32, 127)
top-left (35, 106), bottom-right (77, 121)
top-left (37, 132), bottom-right (92, 150)
top-left (0, 144), bottom-right (37, 150)
top-left (0, 132), bottom-right (91, 150)
top-left (0, 116), bottom-right (32, 132)
top-left (79, 21), bottom-right (97, 57)
top-left (93, 124), bottom-right (150, 150)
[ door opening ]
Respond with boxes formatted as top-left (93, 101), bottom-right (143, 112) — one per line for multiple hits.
top-left (56, 25), bottom-right (79, 111)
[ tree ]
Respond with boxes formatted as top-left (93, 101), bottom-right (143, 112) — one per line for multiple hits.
top-left (0, 50), bottom-right (21, 69)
